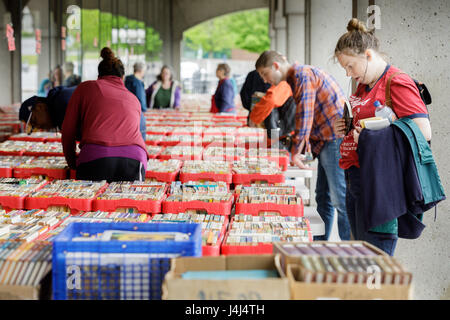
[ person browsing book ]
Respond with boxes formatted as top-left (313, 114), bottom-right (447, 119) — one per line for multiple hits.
top-left (210, 63), bottom-right (236, 114)
top-left (255, 50), bottom-right (351, 242)
top-left (146, 65), bottom-right (181, 110)
top-left (333, 18), bottom-right (432, 255)
top-left (125, 62), bottom-right (148, 141)
top-left (61, 47), bottom-right (149, 183)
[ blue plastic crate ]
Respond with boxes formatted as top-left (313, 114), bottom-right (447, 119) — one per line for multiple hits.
top-left (52, 222), bottom-right (202, 300)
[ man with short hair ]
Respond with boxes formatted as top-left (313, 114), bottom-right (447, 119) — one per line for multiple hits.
top-left (255, 50), bottom-right (351, 241)
top-left (62, 62), bottom-right (81, 87)
top-left (125, 62), bottom-right (147, 141)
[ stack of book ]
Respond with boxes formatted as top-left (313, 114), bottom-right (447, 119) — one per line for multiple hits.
top-left (28, 180), bottom-right (107, 199)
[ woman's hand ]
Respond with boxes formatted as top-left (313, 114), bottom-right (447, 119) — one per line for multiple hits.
top-left (353, 126), bottom-right (362, 144)
top-left (334, 118), bottom-right (347, 136)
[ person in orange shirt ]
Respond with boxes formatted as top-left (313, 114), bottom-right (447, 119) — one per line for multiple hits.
top-left (249, 81), bottom-right (294, 149)
top-left (249, 81), bottom-right (293, 125)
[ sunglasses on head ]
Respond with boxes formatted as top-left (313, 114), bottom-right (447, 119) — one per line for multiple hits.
top-left (25, 107), bottom-right (34, 135)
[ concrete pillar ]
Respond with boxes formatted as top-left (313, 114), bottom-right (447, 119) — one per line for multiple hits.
top-left (171, 34), bottom-right (182, 81)
top-left (27, 0), bottom-right (52, 92)
top-left (0, 1), bottom-right (13, 105)
top-left (271, 0), bottom-right (287, 54)
top-left (309, 0), bottom-right (352, 94)
top-left (7, 0), bottom-right (23, 104)
top-left (285, 0), bottom-right (306, 64)
top-left (373, 0), bottom-right (450, 300)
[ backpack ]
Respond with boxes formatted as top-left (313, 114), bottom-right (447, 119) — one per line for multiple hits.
top-left (263, 96), bottom-right (297, 150)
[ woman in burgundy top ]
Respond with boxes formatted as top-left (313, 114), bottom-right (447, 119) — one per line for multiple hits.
top-left (62, 47), bottom-right (149, 182)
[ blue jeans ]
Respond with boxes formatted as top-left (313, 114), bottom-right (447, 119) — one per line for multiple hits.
top-left (345, 166), bottom-right (398, 256)
top-left (313, 138), bottom-right (351, 241)
top-left (140, 113), bottom-right (146, 141)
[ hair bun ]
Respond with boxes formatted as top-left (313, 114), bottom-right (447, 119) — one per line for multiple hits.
top-left (100, 47), bottom-right (114, 60)
top-left (347, 18), bottom-right (367, 33)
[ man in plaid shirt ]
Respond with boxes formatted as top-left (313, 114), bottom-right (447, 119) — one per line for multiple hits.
top-left (255, 50), bottom-right (350, 241)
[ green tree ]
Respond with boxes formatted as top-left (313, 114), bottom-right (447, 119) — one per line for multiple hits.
top-left (81, 9), bottom-right (100, 53)
top-left (183, 8), bottom-right (269, 57)
top-left (228, 9), bottom-right (270, 54)
top-left (146, 26), bottom-right (163, 61)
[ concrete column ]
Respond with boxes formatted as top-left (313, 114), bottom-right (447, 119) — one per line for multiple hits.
top-left (309, 0), bottom-right (352, 94)
top-left (0, 2), bottom-right (12, 105)
top-left (284, 0), bottom-right (305, 64)
top-left (271, 0), bottom-right (287, 54)
top-left (374, 0), bottom-right (450, 300)
top-left (7, 0), bottom-right (23, 104)
top-left (28, 0), bottom-right (52, 91)
top-left (171, 34), bottom-right (182, 81)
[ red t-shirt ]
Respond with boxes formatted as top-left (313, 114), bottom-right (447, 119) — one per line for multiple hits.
top-left (339, 65), bottom-right (429, 170)
top-left (62, 75), bottom-right (148, 168)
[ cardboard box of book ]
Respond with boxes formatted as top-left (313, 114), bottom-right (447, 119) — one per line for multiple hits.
top-left (0, 271), bottom-right (51, 300)
top-left (286, 257), bottom-right (413, 300)
top-left (273, 241), bottom-right (388, 273)
top-left (162, 254), bottom-right (290, 300)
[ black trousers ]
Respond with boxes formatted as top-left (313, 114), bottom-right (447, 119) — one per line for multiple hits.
top-left (76, 157), bottom-right (145, 183)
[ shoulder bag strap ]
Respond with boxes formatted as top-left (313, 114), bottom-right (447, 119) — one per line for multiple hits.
top-left (385, 71), bottom-right (406, 108)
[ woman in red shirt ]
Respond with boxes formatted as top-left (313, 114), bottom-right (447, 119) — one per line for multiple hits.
top-left (62, 47), bottom-right (149, 182)
top-left (334, 19), bottom-right (431, 255)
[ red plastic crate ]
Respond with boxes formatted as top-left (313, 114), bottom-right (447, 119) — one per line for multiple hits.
top-left (158, 140), bottom-right (202, 147)
top-left (168, 131), bottom-right (203, 136)
top-left (179, 171), bottom-right (232, 184)
top-left (0, 150), bottom-right (24, 156)
top-left (146, 129), bottom-right (170, 135)
top-left (202, 154), bottom-right (243, 162)
top-left (0, 180), bottom-right (49, 209)
top-left (0, 195), bottom-right (28, 210)
top-left (25, 196), bottom-right (94, 213)
top-left (13, 167), bottom-right (69, 180)
top-left (221, 239), bottom-right (273, 255)
top-left (247, 151), bottom-right (290, 171)
top-left (220, 218), bottom-right (312, 255)
top-left (162, 195), bottom-right (233, 216)
top-left (145, 167), bottom-right (181, 183)
top-left (0, 168), bottom-right (13, 178)
top-left (8, 136), bottom-right (46, 142)
top-left (201, 141), bottom-right (235, 148)
top-left (22, 151), bottom-right (64, 157)
top-left (232, 173), bottom-right (285, 185)
top-left (234, 196), bottom-right (304, 217)
top-left (158, 153), bottom-right (202, 161)
top-left (145, 140), bottom-right (161, 146)
top-left (202, 216), bottom-right (229, 257)
top-left (24, 184), bottom-right (107, 213)
top-left (92, 194), bottom-right (166, 214)
top-left (146, 146), bottom-right (164, 159)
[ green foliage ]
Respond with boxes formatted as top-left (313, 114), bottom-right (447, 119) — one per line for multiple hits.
top-left (81, 9), bottom-right (100, 53)
top-left (100, 11), bottom-right (113, 49)
top-left (146, 27), bottom-right (163, 61)
top-left (79, 9), bottom-right (162, 60)
top-left (183, 8), bottom-right (270, 57)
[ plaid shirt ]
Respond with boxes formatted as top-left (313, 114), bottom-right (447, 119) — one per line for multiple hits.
top-left (286, 64), bottom-right (346, 157)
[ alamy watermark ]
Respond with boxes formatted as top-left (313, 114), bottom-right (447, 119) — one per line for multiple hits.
top-left (367, 5), bottom-right (382, 30)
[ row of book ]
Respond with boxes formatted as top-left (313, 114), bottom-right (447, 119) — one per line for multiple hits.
top-left (0, 240), bottom-right (52, 286)
top-left (225, 216), bottom-right (311, 245)
top-left (0, 156), bottom-right (286, 178)
top-left (297, 255), bottom-right (412, 285)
